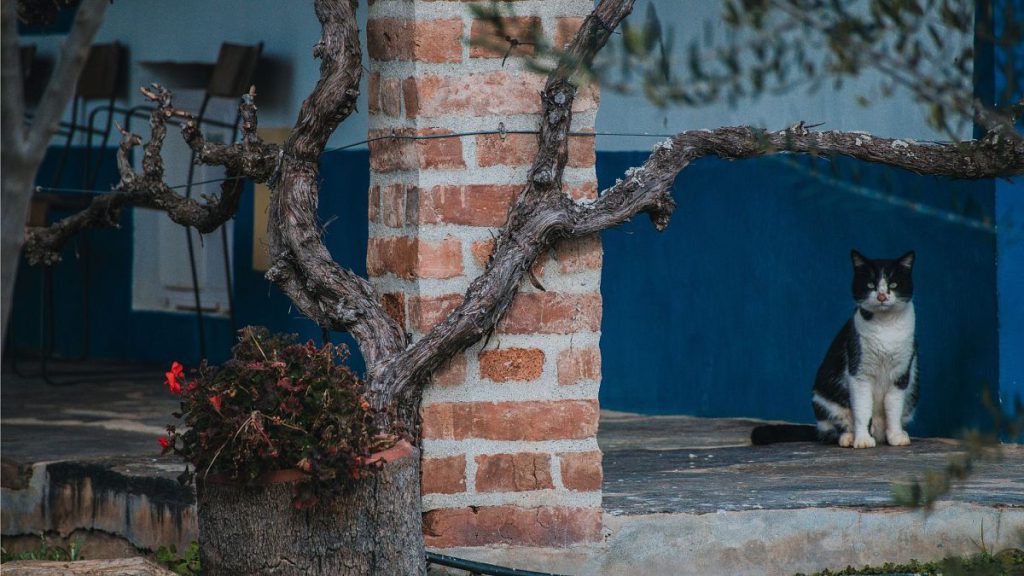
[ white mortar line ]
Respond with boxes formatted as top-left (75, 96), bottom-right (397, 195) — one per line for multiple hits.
top-left (423, 437), bottom-right (600, 457)
top-left (422, 489), bottom-right (601, 512)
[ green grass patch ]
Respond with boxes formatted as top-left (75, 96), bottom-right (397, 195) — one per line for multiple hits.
top-left (793, 548), bottom-right (1024, 576)
top-left (0, 537), bottom-right (83, 563)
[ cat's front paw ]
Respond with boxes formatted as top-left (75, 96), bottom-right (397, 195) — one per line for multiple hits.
top-left (852, 435), bottom-right (876, 449)
top-left (838, 432), bottom-right (854, 447)
top-left (886, 430), bottom-right (911, 446)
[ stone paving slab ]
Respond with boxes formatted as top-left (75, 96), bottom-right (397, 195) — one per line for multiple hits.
top-left (2, 365), bottom-right (177, 463)
top-left (4, 373), bottom-right (1022, 517)
top-left (599, 411), bottom-right (1024, 515)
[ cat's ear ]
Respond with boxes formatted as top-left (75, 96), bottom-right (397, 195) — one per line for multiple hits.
top-left (851, 250), bottom-right (868, 268)
top-left (897, 251), bottom-right (915, 269)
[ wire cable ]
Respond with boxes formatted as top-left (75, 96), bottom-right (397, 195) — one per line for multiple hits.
top-left (33, 128), bottom-right (677, 195)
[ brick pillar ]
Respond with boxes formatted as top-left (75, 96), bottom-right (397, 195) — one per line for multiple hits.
top-left (366, 0), bottom-right (603, 553)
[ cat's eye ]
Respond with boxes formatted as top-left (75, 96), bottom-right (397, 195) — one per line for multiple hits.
top-left (889, 283), bottom-right (898, 288)
top-left (867, 282), bottom-right (875, 289)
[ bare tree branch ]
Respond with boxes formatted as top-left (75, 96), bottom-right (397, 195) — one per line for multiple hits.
top-left (181, 85), bottom-right (280, 180)
top-left (23, 86), bottom-right (274, 264)
top-left (569, 123), bottom-right (1024, 237)
top-left (23, 0), bottom-right (109, 161)
top-left (1, 1), bottom-right (25, 159)
top-left (265, 0), bottom-right (406, 377)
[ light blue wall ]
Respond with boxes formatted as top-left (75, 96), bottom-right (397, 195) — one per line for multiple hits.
top-left (23, 0), bottom-right (370, 148)
top-left (594, 0), bottom-right (972, 151)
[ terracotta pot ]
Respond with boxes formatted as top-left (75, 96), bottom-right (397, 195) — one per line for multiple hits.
top-left (202, 438), bottom-right (415, 485)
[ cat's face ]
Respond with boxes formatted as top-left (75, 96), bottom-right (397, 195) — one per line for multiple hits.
top-left (850, 250), bottom-right (915, 313)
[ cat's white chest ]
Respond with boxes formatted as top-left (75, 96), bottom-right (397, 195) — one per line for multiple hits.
top-left (854, 304), bottom-right (915, 386)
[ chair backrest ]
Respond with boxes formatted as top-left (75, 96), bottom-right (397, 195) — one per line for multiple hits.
top-left (76, 42), bottom-right (126, 100)
top-left (206, 42), bottom-right (263, 98)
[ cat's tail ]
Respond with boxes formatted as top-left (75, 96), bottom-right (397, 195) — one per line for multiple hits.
top-left (750, 424), bottom-right (819, 445)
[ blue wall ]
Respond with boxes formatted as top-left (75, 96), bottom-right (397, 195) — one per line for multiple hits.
top-left (597, 153), bottom-right (999, 438)
top-left (9, 148), bottom-right (369, 374)
top-left (998, 178), bottom-right (1024, 412)
top-left (993, 0), bottom-right (1024, 414)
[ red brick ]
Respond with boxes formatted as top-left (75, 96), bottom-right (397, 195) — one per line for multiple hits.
top-left (380, 76), bottom-right (402, 117)
top-left (423, 506), bottom-right (601, 547)
top-left (556, 347), bottom-right (600, 386)
top-left (554, 17), bottom-right (584, 49)
top-left (367, 19), bottom-right (413, 61)
top-left (554, 234), bottom-right (602, 273)
top-left (418, 185), bottom-right (518, 227)
top-left (380, 183), bottom-right (408, 228)
top-left (568, 133), bottom-right (595, 167)
top-left (470, 16), bottom-right (541, 59)
top-left (433, 354), bottom-right (468, 387)
top-left (568, 181), bottom-right (598, 201)
top-left (403, 76), bottom-right (419, 118)
top-left (470, 239), bottom-right (495, 268)
top-left (476, 133), bottom-right (537, 167)
top-left (416, 128), bottom-right (465, 169)
top-left (410, 72), bottom-right (546, 118)
top-left (415, 19), bottom-right (463, 63)
top-left (367, 236), bottom-right (463, 279)
top-left (368, 128), bottom-right (416, 172)
top-left (367, 236), bottom-right (414, 278)
top-left (421, 455), bottom-right (466, 495)
top-left (475, 131), bottom-right (590, 167)
top-left (381, 292), bottom-right (406, 328)
top-left (417, 237), bottom-right (463, 278)
top-left (408, 293), bottom-right (464, 333)
top-left (368, 72), bottom-right (381, 114)
top-left (367, 19), bottom-right (463, 63)
top-left (475, 453), bottom-right (552, 492)
top-left (420, 400), bottom-right (599, 441)
top-left (558, 451), bottom-right (602, 491)
top-left (368, 185), bottom-right (381, 223)
top-left (478, 348), bottom-right (544, 382)
top-left (498, 292), bottom-right (602, 334)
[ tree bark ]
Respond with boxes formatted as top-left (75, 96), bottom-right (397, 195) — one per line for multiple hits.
top-left (1, 0), bottom-right (109, 349)
top-left (196, 441), bottom-right (424, 576)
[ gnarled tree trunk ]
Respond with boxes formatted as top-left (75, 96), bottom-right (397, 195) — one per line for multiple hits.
top-left (196, 442), bottom-right (424, 576)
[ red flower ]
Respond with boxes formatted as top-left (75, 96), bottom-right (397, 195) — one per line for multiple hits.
top-left (164, 362), bottom-right (184, 395)
top-left (164, 371), bottom-right (181, 395)
top-left (158, 436), bottom-right (172, 450)
top-left (209, 395), bottom-right (222, 412)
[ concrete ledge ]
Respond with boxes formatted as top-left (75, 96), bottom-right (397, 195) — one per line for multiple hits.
top-left (1, 458), bottom-right (195, 553)
top-left (432, 503), bottom-right (1024, 575)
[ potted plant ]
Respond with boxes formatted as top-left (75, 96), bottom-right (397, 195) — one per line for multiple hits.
top-left (160, 327), bottom-right (422, 575)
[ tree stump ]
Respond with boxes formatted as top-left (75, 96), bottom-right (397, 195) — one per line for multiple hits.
top-left (196, 440), bottom-right (424, 575)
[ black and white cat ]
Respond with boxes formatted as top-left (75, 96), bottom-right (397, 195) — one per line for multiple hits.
top-left (752, 250), bottom-right (919, 448)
